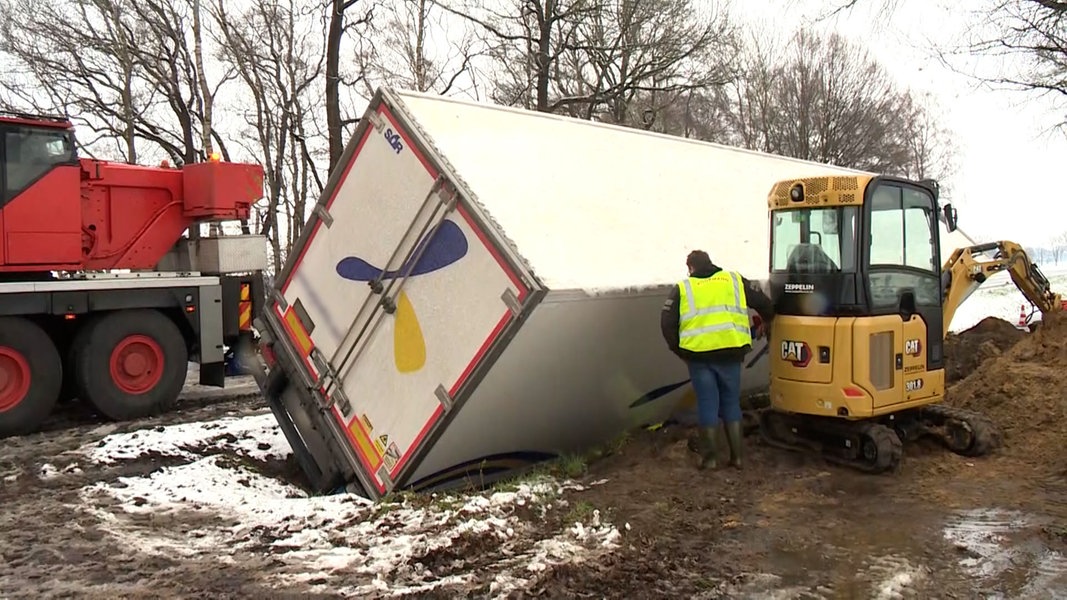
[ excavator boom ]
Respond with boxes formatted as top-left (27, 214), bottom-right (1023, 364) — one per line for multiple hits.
top-left (942, 241), bottom-right (1063, 338)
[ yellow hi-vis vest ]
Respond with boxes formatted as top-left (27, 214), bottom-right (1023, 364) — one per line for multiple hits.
top-left (678, 271), bottom-right (752, 352)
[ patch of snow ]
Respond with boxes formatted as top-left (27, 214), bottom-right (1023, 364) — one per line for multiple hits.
top-left (949, 272), bottom-right (1067, 333)
top-left (80, 456), bottom-right (620, 597)
top-left (867, 554), bottom-right (924, 600)
top-left (37, 463), bottom-right (81, 480)
top-left (77, 411), bottom-right (292, 464)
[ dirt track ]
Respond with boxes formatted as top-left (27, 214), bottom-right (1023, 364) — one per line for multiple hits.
top-left (3, 322), bottom-right (1067, 598)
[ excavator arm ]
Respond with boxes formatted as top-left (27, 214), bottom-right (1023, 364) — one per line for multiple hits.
top-left (941, 240), bottom-right (1063, 339)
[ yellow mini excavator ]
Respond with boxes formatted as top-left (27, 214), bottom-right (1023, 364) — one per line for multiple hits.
top-left (760, 174), bottom-right (1063, 473)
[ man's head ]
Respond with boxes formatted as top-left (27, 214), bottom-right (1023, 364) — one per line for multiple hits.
top-left (686, 250), bottom-right (714, 275)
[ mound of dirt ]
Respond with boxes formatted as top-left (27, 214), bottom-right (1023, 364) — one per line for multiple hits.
top-left (944, 317), bottom-right (1027, 384)
top-left (948, 311), bottom-right (1067, 474)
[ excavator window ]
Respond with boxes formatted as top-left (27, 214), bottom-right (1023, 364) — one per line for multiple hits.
top-left (771, 205), bottom-right (858, 274)
top-left (866, 183), bottom-right (941, 309)
top-left (2, 125), bottom-right (76, 204)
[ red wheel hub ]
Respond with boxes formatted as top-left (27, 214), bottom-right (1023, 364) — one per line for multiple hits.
top-left (0, 347), bottom-right (30, 412)
top-left (109, 335), bottom-right (164, 395)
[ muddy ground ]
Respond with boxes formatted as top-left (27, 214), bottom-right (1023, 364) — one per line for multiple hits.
top-left (2, 318), bottom-right (1067, 599)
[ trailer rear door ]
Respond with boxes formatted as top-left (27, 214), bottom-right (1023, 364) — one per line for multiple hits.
top-left (271, 94), bottom-right (534, 496)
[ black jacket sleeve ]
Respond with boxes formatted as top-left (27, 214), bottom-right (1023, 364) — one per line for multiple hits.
top-left (660, 285), bottom-right (681, 354)
top-left (742, 276), bottom-right (775, 322)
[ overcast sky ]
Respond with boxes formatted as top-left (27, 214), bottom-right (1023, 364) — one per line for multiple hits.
top-left (736, 0), bottom-right (1066, 247)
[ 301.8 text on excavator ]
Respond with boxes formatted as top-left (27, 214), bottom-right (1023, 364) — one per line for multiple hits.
top-left (760, 174), bottom-right (1062, 472)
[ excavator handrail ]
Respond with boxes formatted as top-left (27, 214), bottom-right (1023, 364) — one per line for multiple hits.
top-left (941, 241), bottom-right (1062, 338)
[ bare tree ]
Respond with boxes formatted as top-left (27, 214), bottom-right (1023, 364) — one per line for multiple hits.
top-left (1052, 231), bottom-right (1067, 264)
top-left (953, 1), bottom-right (1067, 127)
top-left (212, 0), bottom-right (325, 267)
top-left (325, 0), bottom-right (374, 172)
top-left (356, 0), bottom-right (482, 95)
top-left (555, 0), bottom-right (740, 127)
top-left (0, 0), bottom-right (234, 165)
top-left (436, 0), bottom-right (602, 112)
top-left (711, 28), bottom-right (954, 177)
top-left (0, 0), bottom-right (151, 162)
top-left (438, 0), bottom-right (739, 128)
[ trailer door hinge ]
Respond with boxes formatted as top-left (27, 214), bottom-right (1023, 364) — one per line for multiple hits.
top-left (314, 204), bottom-right (334, 228)
top-left (367, 111), bottom-right (386, 131)
top-left (272, 289), bottom-right (289, 312)
top-left (376, 465), bottom-right (394, 492)
top-left (331, 385), bottom-right (353, 417)
top-left (436, 181), bottom-right (458, 209)
top-left (310, 348), bottom-right (338, 390)
top-left (435, 384), bottom-right (453, 411)
top-left (501, 288), bottom-right (522, 316)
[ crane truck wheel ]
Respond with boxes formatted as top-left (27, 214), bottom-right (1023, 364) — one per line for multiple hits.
top-left (71, 309), bottom-right (188, 421)
top-left (0, 317), bottom-right (63, 438)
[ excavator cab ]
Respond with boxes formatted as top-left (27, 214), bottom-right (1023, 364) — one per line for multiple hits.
top-left (768, 175), bottom-right (947, 387)
top-left (761, 174), bottom-right (1001, 473)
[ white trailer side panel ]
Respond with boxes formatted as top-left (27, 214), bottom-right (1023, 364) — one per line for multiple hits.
top-left (395, 91), bottom-right (860, 288)
top-left (271, 99), bottom-right (534, 496)
top-left (408, 292), bottom-right (770, 487)
top-left (395, 90), bottom-right (974, 289)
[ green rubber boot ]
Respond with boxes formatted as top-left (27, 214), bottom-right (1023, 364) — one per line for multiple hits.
top-left (698, 426), bottom-right (719, 470)
top-left (725, 420), bottom-right (743, 469)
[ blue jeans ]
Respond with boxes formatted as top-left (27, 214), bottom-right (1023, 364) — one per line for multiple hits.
top-left (687, 360), bottom-right (743, 427)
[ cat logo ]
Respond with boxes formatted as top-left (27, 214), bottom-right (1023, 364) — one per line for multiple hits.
top-left (904, 338), bottom-right (922, 356)
top-left (780, 340), bottom-right (811, 367)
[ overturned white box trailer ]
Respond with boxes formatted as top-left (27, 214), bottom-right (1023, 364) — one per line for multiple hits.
top-left (255, 87), bottom-right (976, 498)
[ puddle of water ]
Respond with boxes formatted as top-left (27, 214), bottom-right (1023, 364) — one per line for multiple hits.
top-left (942, 507), bottom-right (1067, 599)
top-left (734, 505), bottom-right (1067, 598)
top-left (722, 554), bottom-right (927, 599)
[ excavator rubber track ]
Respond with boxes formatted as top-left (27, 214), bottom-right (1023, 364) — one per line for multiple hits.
top-left (758, 410), bottom-right (903, 473)
top-left (757, 402), bottom-right (1001, 474)
top-left (913, 403), bottom-right (1002, 458)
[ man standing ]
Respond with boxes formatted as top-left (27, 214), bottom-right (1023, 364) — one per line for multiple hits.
top-left (660, 250), bottom-right (774, 470)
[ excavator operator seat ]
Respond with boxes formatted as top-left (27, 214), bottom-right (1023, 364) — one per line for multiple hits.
top-left (786, 242), bottom-right (838, 274)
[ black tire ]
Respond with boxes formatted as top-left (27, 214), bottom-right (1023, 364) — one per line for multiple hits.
top-left (72, 309), bottom-right (188, 421)
top-left (0, 317), bottom-right (62, 438)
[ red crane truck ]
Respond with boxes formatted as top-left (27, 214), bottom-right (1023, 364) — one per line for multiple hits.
top-left (0, 111), bottom-right (267, 438)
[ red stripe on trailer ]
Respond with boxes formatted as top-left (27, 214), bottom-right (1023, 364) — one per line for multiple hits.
top-left (449, 311), bottom-right (514, 399)
top-left (280, 126), bottom-right (373, 296)
top-left (390, 404), bottom-right (444, 479)
top-left (454, 202), bottom-right (529, 301)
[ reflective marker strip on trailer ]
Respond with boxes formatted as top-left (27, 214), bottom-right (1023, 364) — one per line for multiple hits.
top-left (347, 417), bottom-right (382, 471)
top-left (276, 304), bottom-right (318, 379)
top-left (238, 283), bottom-right (252, 331)
top-left (275, 99), bottom-right (530, 492)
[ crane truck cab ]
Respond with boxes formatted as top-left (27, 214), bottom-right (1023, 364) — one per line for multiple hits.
top-left (0, 111), bottom-right (268, 438)
top-left (759, 174), bottom-right (1040, 473)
